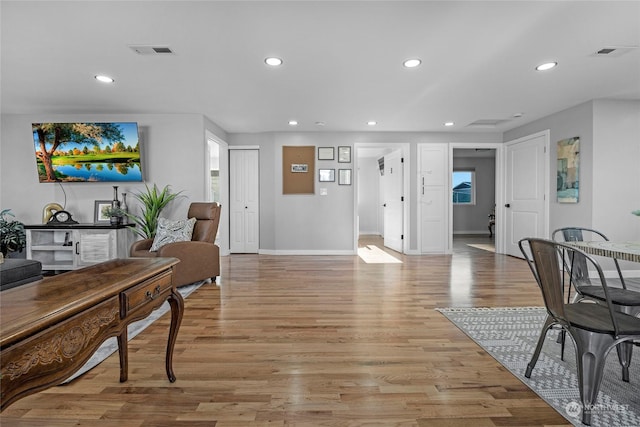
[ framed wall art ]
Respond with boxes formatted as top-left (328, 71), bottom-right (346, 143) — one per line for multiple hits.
top-left (318, 147), bottom-right (334, 160)
top-left (557, 136), bottom-right (580, 203)
top-left (319, 169), bottom-right (335, 182)
top-left (338, 146), bottom-right (351, 163)
top-left (339, 169), bottom-right (352, 185)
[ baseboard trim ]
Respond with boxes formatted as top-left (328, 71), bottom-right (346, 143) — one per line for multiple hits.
top-left (259, 249), bottom-right (356, 256)
top-left (453, 231), bottom-right (492, 235)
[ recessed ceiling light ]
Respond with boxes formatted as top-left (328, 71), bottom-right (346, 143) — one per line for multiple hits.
top-left (95, 74), bottom-right (114, 83)
top-left (367, 121), bottom-right (377, 126)
top-left (444, 122), bottom-right (455, 127)
top-left (288, 120), bottom-right (298, 126)
top-left (265, 57), bottom-right (283, 66)
top-left (403, 58), bottom-right (421, 68)
top-left (536, 62), bottom-right (557, 71)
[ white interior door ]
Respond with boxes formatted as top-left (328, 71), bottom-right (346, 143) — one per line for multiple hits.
top-left (419, 143), bottom-right (448, 253)
top-left (383, 150), bottom-right (403, 252)
top-left (505, 131), bottom-right (549, 257)
top-left (230, 149), bottom-right (259, 253)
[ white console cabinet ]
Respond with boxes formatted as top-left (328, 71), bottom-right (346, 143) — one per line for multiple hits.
top-left (25, 224), bottom-right (133, 271)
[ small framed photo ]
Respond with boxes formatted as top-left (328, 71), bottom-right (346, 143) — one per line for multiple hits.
top-left (338, 146), bottom-right (351, 163)
top-left (339, 169), bottom-right (352, 185)
top-left (319, 169), bottom-right (335, 182)
top-left (291, 163), bottom-right (308, 173)
top-left (94, 200), bottom-right (113, 223)
top-left (318, 147), bottom-right (334, 160)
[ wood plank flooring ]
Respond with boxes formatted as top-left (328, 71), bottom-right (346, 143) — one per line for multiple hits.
top-left (0, 236), bottom-right (570, 426)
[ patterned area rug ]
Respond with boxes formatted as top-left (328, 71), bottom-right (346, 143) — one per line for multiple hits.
top-left (437, 307), bottom-right (640, 427)
top-left (63, 280), bottom-right (207, 383)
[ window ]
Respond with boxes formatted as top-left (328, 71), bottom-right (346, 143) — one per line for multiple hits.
top-left (452, 170), bottom-right (475, 204)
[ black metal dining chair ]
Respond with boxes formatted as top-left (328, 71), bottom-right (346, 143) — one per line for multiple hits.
top-left (519, 237), bottom-right (640, 426)
top-left (552, 227), bottom-right (640, 381)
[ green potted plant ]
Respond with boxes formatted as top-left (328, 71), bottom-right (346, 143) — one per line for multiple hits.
top-left (0, 209), bottom-right (27, 257)
top-left (102, 206), bottom-right (125, 226)
top-left (125, 184), bottom-right (182, 239)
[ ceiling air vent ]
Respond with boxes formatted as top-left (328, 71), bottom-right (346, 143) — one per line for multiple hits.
top-left (597, 48), bottom-right (617, 55)
top-left (465, 119), bottom-right (511, 129)
top-left (128, 45), bottom-right (175, 55)
top-left (591, 46), bottom-right (637, 57)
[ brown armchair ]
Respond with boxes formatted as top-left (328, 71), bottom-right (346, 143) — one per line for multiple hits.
top-left (130, 202), bottom-right (221, 287)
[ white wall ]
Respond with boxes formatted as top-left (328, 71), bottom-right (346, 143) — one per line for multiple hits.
top-left (1, 116), bottom-right (502, 254)
top-left (229, 131), bottom-right (502, 253)
top-left (504, 99), bottom-right (640, 275)
top-left (592, 100), bottom-right (640, 243)
top-left (504, 101), bottom-right (595, 234)
top-left (0, 113), bottom-right (226, 228)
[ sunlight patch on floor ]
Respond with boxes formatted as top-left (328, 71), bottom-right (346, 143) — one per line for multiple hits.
top-left (466, 243), bottom-right (495, 253)
top-left (357, 245), bottom-right (403, 264)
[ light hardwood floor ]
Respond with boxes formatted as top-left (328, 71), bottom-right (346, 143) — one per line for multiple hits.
top-left (1, 236), bottom-right (571, 426)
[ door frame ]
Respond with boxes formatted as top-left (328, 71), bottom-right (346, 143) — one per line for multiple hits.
top-left (205, 130), bottom-right (229, 256)
top-left (448, 142), bottom-right (505, 254)
top-left (502, 130), bottom-right (550, 257)
top-left (229, 146), bottom-right (260, 254)
top-left (382, 148), bottom-right (405, 253)
top-left (353, 142), bottom-right (411, 254)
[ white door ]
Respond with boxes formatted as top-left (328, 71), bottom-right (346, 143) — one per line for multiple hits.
top-left (383, 150), bottom-right (403, 252)
top-left (230, 149), bottom-right (259, 253)
top-left (505, 131), bottom-right (549, 258)
top-left (419, 144), bottom-right (448, 253)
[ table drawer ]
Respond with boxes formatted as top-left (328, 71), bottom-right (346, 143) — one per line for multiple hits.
top-left (120, 271), bottom-right (173, 317)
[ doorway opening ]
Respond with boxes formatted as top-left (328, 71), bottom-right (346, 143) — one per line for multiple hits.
top-left (449, 144), bottom-right (501, 254)
top-left (206, 131), bottom-right (229, 256)
top-left (354, 143), bottom-right (410, 254)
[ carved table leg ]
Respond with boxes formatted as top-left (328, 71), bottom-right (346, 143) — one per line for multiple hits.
top-left (165, 288), bottom-right (184, 382)
top-left (117, 327), bottom-right (128, 382)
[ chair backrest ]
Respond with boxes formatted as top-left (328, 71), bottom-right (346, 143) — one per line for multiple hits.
top-left (552, 226), bottom-right (626, 289)
top-left (520, 238), bottom-right (570, 326)
top-left (521, 237), bottom-right (623, 335)
top-left (187, 202), bottom-right (221, 244)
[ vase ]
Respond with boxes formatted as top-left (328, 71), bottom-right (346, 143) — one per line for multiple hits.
top-left (120, 193), bottom-right (128, 224)
top-left (112, 186), bottom-right (120, 210)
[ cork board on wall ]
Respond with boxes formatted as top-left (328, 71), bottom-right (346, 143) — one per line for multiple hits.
top-left (283, 146), bottom-right (315, 194)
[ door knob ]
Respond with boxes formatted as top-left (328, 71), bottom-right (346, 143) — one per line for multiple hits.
top-left (505, 203), bottom-right (511, 208)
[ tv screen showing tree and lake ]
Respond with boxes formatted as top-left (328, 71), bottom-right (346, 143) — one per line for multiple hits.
top-left (32, 122), bottom-right (143, 183)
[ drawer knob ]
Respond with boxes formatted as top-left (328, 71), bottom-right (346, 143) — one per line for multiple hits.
top-left (145, 285), bottom-right (162, 300)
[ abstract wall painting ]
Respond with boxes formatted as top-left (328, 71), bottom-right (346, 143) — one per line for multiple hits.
top-left (557, 136), bottom-right (580, 203)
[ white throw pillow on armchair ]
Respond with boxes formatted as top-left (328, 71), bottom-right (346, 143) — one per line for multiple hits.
top-left (149, 217), bottom-right (197, 252)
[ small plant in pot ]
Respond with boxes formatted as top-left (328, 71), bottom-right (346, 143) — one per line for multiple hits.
top-left (0, 209), bottom-right (26, 257)
top-left (102, 206), bottom-right (125, 225)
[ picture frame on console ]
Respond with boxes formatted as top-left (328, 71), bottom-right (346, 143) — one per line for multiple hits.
top-left (94, 200), bottom-right (113, 224)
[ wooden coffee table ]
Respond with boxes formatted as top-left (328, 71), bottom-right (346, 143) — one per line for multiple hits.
top-left (0, 257), bottom-right (182, 411)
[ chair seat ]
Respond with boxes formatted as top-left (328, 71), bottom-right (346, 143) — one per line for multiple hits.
top-left (565, 302), bottom-right (640, 335)
top-left (578, 285), bottom-right (640, 306)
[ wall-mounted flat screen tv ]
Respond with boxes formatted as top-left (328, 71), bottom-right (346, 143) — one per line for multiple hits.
top-left (32, 122), bottom-right (143, 182)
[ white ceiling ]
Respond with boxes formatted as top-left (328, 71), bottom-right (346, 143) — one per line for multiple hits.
top-left (1, 1), bottom-right (639, 134)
